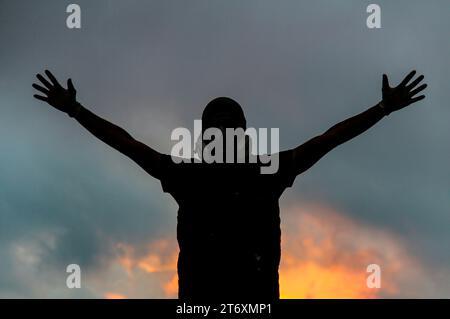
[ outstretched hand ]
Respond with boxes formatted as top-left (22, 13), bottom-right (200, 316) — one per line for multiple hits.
top-left (33, 70), bottom-right (78, 115)
top-left (381, 70), bottom-right (427, 115)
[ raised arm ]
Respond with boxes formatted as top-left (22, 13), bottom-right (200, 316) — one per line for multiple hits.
top-left (32, 70), bottom-right (163, 179)
top-left (292, 70), bottom-right (427, 175)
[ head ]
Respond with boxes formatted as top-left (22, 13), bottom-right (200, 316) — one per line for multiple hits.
top-left (198, 97), bottom-right (250, 161)
top-left (202, 97), bottom-right (246, 134)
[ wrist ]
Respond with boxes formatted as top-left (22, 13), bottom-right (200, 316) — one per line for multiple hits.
top-left (378, 101), bottom-right (390, 116)
top-left (68, 101), bottom-right (82, 118)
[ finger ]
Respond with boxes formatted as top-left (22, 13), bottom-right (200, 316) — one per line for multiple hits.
top-left (406, 75), bottom-right (424, 90)
top-left (36, 73), bottom-right (53, 89)
top-left (400, 70), bottom-right (416, 87)
top-left (33, 94), bottom-right (49, 102)
top-left (67, 78), bottom-right (76, 93)
top-left (45, 70), bottom-right (61, 87)
top-left (32, 83), bottom-right (49, 95)
top-left (409, 95), bottom-right (425, 105)
top-left (409, 84), bottom-right (427, 97)
top-left (382, 74), bottom-right (390, 89)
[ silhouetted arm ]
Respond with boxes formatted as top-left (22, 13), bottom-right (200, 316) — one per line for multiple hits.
top-left (292, 70), bottom-right (427, 175)
top-left (74, 106), bottom-right (163, 178)
top-left (33, 70), bottom-right (163, 179)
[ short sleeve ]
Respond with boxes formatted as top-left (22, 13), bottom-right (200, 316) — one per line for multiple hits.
top-left (257, 150), bottom-right (298, 195)
top-left (273, 149), bottom-right (297, 189)
top-left (158, 154), bottom-right (179, 194)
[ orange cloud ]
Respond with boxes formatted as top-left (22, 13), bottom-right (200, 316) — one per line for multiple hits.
top-left (108, 202), bottom-right (421, 298)
top-left (114, 239), bottom-right (179, 298)
top-left (279, 202), bottom-right (418, 298)
top-left (104, 292), bottom-right (127, 299)
top-left (116, 239), bottom-right (178, 274)
top-left (163, 274), bottom-right (178, 297)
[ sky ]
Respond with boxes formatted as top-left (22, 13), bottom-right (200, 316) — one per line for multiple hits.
top-left (0, 0), bottom-right (449, 298)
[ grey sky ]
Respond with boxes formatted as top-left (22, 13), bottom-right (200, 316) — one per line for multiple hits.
top-left (0, 0), bottom-right (449, 297)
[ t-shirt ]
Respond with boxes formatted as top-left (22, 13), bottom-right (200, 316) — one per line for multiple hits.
top-left (158, 150), bottom-right (297, 300)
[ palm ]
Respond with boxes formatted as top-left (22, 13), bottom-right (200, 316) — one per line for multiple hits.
top-left (382, 70), bottom-right (427, 113)
top-left (33, 70), bottom-right (77, 113)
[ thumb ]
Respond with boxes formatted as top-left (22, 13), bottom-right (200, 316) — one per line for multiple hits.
top-left (67, 78), bottom-right (76, 94)
top-left (382, 74), bottom-right (389, 89)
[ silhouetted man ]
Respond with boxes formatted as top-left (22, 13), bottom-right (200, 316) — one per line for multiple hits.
top-left (33, 69), bottom-right (427, 300)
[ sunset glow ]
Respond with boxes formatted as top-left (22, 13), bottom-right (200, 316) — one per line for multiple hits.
top-left (104, 292), bottom-right (127, 299)
top-left (106, 202), bottom-right (418, 298)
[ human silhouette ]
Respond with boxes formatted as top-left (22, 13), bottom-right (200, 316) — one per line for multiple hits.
top-left (33, 69), bottom-right (427, 300)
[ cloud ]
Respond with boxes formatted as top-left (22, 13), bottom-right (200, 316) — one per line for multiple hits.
top-left (91, 201), bottom-right (434, 299)
top-left (104, 292), bottom-right (127, 299)
top-left (1, 198), bottom-right (445, 299)
top-left (279, 202), bottom-right (424, 298)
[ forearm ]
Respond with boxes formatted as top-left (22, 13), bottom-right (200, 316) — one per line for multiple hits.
top-left (69, 102), bottom-right (163, 178)
top-left (322, 102), bottom-right (385, 148)
top-left (72, 102), bottom-right (135, 151)
top-left (292, 103), bottom-right (385, 174)
top-left (32, 70), bottom-right (165, 179)
top-left (291, 70), bottom-right (427, 175)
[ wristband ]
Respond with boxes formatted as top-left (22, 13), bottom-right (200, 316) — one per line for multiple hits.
top-left (378, 101), bottom-right (390, 116)
top-left (68, 102), bottom-right (82, 118)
